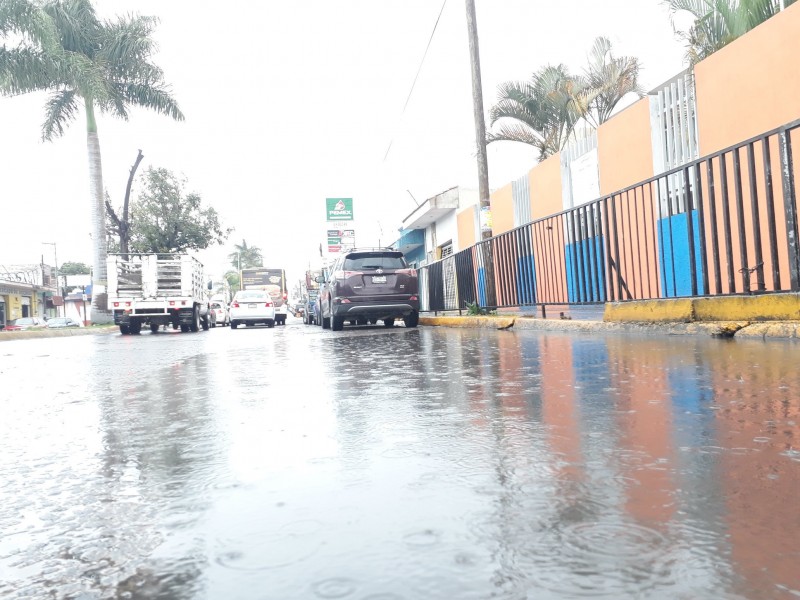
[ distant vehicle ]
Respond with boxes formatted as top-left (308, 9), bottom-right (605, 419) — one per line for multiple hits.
top-left (46, 317), bottom-right (81, 328)
top-left (2, 317), bottom-right (47, 331)
top-left (107, 253), bottom-right (213, 335)
top-left (303, 289), bottom-right (319, 325)
top-left (209, 301), bottom-right (229, 326)
top-left (317, 247), bottom-right (419, 331)
top-left (229, 290), bottom-right (275, 329)
top-left (240, 267), bottom-right (288, 325)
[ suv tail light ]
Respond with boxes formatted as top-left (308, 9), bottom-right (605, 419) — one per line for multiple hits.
top-left (282, 292), bottom-right (288, 300)
top-left (334, 270), bottom-right (361, 280)
top-left (265, 302), bottom-right (273, 307)
top-left (232, 302), bottom-right (239, 308)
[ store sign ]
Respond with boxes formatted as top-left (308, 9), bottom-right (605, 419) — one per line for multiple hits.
top-left (326, 198), bottom-right (354, 221)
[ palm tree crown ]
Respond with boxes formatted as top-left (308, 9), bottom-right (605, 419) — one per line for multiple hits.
top-left (0, 0), bottom-right (183, 322)
top-left (0, 0), bottom-right (183, 139)
top-left (667, 0), bottom-right (796, 63)
top-left (487, 37), bottom-right (643, 161)
top-left (229, 240), bottom-right (263, 270)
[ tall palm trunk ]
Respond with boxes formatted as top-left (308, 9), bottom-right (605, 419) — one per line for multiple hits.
top-left (85, 98), bottom-right (112, 323)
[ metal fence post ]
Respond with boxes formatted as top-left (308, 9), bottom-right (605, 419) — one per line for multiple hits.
top-left (779, 130), bottom-right (800, 290)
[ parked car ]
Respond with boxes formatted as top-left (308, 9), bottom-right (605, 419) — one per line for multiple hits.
top-left (317, 248), bottom-right (419, 331)
top-left (303, 290), bottom-right (319, 325)
top-left (46, 317), bottom-right (82, 328)
top-left (2, 317), bottom-right (47, 331)
top-left (229, 290), bottom-right (275, 329)
top-left (210, 301), bottom-right (229, 326)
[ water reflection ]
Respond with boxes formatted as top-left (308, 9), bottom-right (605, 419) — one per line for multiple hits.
top-left (0, 329), bottom-right (797, 599)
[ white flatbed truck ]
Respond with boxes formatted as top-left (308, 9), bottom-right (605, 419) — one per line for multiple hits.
top-left (107, 253), bottom-right (212, 335)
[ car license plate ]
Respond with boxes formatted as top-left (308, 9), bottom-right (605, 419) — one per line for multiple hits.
top-left (372, 276), bottom-right (386, 283)
top-left (248, 303), bottom-right (257, 308)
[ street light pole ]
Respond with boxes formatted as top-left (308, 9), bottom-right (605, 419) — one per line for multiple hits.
top-left (42, 242), bottom-right (59, 317)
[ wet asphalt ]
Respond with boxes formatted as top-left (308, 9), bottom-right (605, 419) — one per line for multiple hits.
top-left (0, 316), bottom-right (798, 599)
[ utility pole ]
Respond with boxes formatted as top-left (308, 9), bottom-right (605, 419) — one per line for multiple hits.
top-left (465, 0), bottom-right (492, 239)
top-left (42, 242), bottom-right (60, 317)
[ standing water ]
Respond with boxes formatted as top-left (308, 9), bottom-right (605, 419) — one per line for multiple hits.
top-left (0, 326), bottom-right (798, 599)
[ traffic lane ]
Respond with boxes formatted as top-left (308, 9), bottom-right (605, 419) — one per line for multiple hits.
top-left (1, 327), bottom-right (798, 599)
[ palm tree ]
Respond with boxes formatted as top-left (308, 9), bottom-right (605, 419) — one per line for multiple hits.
top-left (488, 64), bottom-right (584, 161)
top-left (0, 0), bottom-right (183, 322)
top-left (487, 39), bottom-right (643, 160)
top-left (580, 37), bottom-right (644, 128)
top-left (667, 0), bottom-right (796, 63)
top-left (228, 240), bottom-right (263, 270)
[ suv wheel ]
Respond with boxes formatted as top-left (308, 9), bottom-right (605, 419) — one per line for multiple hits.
top-left (322, 304), bottom-right (331, 329)
top-left (332, 316), bottom-right (344, 331)
top-left (404, 311), bottom-right (419, 328)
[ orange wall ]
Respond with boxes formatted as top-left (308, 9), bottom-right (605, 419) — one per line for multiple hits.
top-left (456, 205), bottom-right (477, 250)
top-left (695, 2), bottom-right (800, 154)
top-left (490, 182), bottom-right (515, 235)
top-left (530, 152), bottom-right (563, 220)
top-left (598, 98), bottom-right (655, 195)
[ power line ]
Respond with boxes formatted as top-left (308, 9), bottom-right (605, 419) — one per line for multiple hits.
top-left (383, 0), bottom-right (448, 161)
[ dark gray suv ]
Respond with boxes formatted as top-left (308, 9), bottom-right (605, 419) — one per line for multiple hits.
top-left (317, 248), bottom-right (419, 331)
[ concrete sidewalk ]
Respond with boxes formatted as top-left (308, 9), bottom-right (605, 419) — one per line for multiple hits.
top-left (419, 315), bottom-right (800, 340)
top-left (0, 326), bottom-right (118, 342)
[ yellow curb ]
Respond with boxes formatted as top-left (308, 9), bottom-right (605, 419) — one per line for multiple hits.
top-left (603, 299), bottom-right (695, 322)
top-left (604, 293), bottom-right (800, 323)
top-left (693, 294), bottom-right (800, 321)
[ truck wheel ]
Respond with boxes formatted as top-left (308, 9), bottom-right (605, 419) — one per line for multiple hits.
top-left (181, 324), bottom-right (190, 333)
top-left (231, 322), bottom-right (238, 329)
top-left (150, 323), bottom-right (160, 333)
top-left (190, 307), bottom-right (200, 332)
top-left (403, 311), bottom-right (419, 328)
top-left (119, 324), bottom-right (130, 335)
top-left (383, 318), bottom-right (395, 328)
top-left (202, 316), bottom-right (210, 331)
top-left (332, 316), bottom-right (344, 331)
top-left (129, 319), bottom-right (142, 334)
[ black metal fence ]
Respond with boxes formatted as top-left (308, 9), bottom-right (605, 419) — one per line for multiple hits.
top-left (419, 119), bottom-right (800, 314)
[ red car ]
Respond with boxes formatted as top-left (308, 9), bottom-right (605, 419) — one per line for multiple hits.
top-left (2, 317), bottom-right (47, 331)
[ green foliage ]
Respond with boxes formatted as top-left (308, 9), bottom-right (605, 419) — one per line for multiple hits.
top-left (465, 301), bottom-right (496, 316)
top-left (59, 261), bottom-right (90, 275)
top-left (228, 239), bottom-right (263, 270)
top-left (487, 38), bottom-right (643, 160)
top-left (0, 0), bottom-right (184, 140)
top-left (128, 167), bottom-right (231, 253)
top-left (666, 0), bottom-right (796, 64)
top-left (224, 270), bottom-right (240, 292)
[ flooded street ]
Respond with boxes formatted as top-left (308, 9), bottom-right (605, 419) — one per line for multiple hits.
top-left (1, 321), bottom-right (798, 599)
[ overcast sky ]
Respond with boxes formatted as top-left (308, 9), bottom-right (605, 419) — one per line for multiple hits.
top-left (0, 0), bottom-right (689, 287)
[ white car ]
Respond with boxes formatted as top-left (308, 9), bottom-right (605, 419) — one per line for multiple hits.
top-left (210, 301), bottom-right (229, 326)
top-left (229, 290), bottom-right (275, 329)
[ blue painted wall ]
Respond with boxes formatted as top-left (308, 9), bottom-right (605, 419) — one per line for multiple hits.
top-left (565, 236), bottom-right (607, 302)
top-left (516, 255), bottom-right (537, 305)
top-left (658, 210), bottom-right (705, 298)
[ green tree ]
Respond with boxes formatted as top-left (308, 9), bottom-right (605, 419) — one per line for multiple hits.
top-left (579, 37), bottom-right (644, 128)
top-left (228, 239), bottom-right (263, 270)
top-left (126, 167), bottom-right (230, 254)
top-left (667, 0), bottom-right (796, 63)
top-left (487, 64), bottom-right (582, 161)
top-left (224, 270), bottom-right (241, 292)
top-left (59, 261), bottom-right (90, 275)
top-left (0, 0), bottom-right (183, 322)
top-left (487, 38), bottom-right (643, 160)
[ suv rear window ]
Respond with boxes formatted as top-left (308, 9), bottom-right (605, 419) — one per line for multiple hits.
top-left (343, 253), bottom-right (407, 271)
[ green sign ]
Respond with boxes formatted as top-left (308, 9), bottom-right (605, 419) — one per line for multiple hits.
top-left (326, 197), bottom-right (354, 221)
